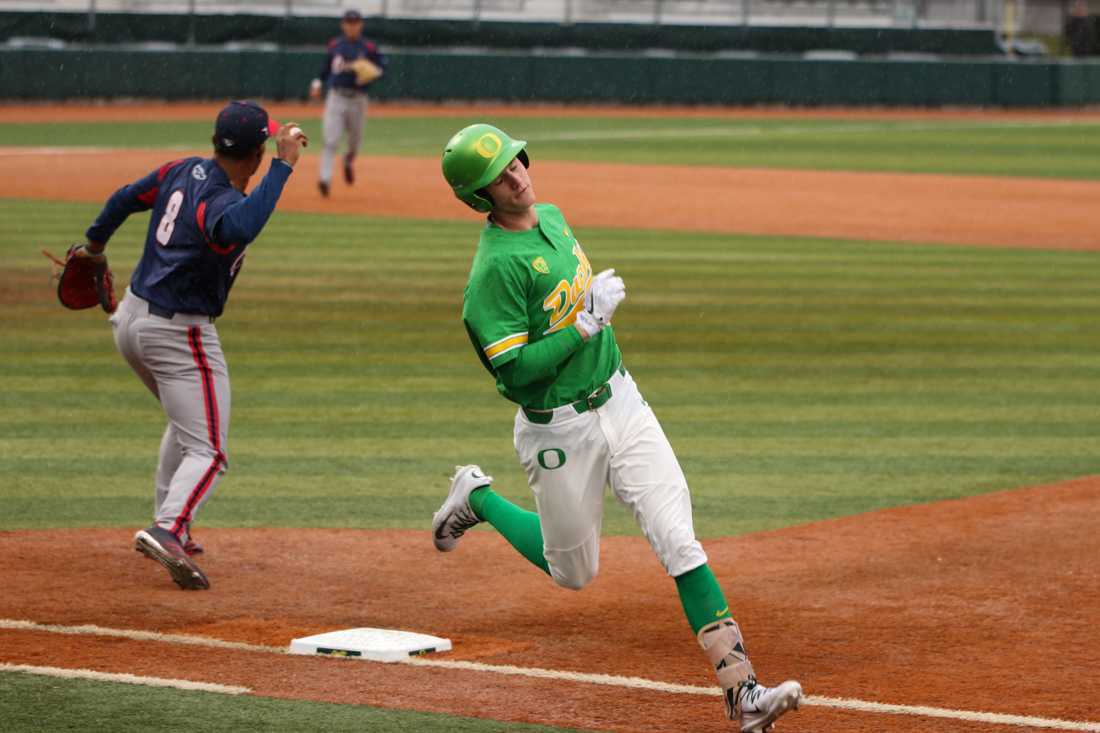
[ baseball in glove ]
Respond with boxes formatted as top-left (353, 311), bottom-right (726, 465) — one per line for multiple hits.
top-left (349, 57), bottom-right (383, 85)
top-left (42, 244), bottom-right (118, 313)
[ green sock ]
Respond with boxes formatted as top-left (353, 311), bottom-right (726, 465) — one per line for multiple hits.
top-left (675, 563), bottom-right (731, 634)
top-left (469, 486), bottom-right (550, 575)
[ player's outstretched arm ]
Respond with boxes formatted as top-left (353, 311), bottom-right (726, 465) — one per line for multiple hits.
top-left (84, 166), bottom-right (170, 248)
top-left (209, 125), bottom-right (307, 246)
top-left (210, 163), bottom-right (291, 246)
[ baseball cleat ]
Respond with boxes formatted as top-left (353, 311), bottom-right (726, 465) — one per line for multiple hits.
top-left (432, 464), bottom-right (492, 552)
top-left (318, 180), bottom-right (330, 198)
top-left (343, 155), bottom-right (355, 185)
top-left (736, 679), bottom-right (803, 733)
top-left (134, 525), bottom-right (210, 590)
top-left (183, 538), bottom-right (204, 556)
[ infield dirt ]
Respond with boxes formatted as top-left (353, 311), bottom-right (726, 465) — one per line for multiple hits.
top-left (3, 147), bottom-right (1100, 250)
top-left (1, 477), bottom-right (1097, 732)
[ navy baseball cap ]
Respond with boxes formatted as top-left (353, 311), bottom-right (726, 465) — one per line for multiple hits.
top-left (214, 100), bottom-right (280, 155)
top-left (342, 9), bottom-right (362, 22)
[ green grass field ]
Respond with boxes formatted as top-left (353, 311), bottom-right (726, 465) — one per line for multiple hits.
top-left (0, 672), bottom-right (583, 733)
top-left (5, 114), bottom-right (1100, 178)
top-left (3, 110), bottom-right (1100, 732)
top-left (6, 198), bottom-right (1099, 538)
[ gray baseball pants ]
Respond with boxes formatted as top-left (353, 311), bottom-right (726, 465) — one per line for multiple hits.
top-left (110, 288), bottom-right (229, 544)
top-left (320, 88), bottom-right (368, 184)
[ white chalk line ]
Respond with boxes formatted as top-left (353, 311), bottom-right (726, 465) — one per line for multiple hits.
top-left (0, 662), bottom-right (250, 695)
top-left (405, 658), bottom-right (1100, 731)
top-left (2, 618), bottom-right (1097, 731)
top-left (0, 618), bottom-right (284, 654)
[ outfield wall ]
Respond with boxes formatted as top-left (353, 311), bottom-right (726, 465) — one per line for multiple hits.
top-left (3, 48), bottom-right (1100, 106)
top-left (0, 11), bottom-right (1002, 56)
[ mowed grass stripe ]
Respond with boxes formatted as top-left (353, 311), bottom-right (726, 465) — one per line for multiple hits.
top-left (6, 410), bottom-right (1100, 438)
top-left (5, 452), bottom-right (1097, 475)
top-left (4, 115), bottom-right (1100, 178)
top-left (3, 198), bottom-right (1099, 537)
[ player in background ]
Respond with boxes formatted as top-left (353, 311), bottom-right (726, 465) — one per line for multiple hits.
top-left (78, 101), bottom-right (307, 590)
top-left (309, 9), bottom-right (387, 198)
top-left (432, 124), bottom-right (803, 732)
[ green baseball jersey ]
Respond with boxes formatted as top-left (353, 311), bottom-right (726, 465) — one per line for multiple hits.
top-left (462, 203), bottom-right (621, 409)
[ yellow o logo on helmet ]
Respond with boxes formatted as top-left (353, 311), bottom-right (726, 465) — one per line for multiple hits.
top-left (474, 133), bottom-right (502, 159)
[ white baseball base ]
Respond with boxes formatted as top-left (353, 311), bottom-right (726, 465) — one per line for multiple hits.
top-left (288, 628), bottom-right (452, 663)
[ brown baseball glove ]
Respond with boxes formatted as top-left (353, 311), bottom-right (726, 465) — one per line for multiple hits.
top-left (42, 244), bottom-right (118, 313)
top-left (349, 58), bottom-right (383, 85)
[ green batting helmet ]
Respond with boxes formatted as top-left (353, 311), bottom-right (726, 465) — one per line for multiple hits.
top-left (441, 123), bottom-right (529, 213)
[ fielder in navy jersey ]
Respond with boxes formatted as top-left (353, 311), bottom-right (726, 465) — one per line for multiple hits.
top-left (309, 8), bottom-right (386, 197)
top-left (79, 100), bottom-right (308, 590)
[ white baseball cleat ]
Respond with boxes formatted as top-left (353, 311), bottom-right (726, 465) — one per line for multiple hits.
top-left (432, 464), bottom-right (492, 552)
top-left (736, 679), bottom-right (803, 733)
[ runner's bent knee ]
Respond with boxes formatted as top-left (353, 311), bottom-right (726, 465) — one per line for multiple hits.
top-left (545, 528), bottom-right (600, 591)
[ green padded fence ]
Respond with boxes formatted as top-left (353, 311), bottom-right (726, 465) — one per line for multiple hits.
top-left (2, 48), bottom-right (1099, 107)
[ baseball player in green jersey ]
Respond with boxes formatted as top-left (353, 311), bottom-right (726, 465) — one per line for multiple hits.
top-left (431, 123), bottom-right (803, 732)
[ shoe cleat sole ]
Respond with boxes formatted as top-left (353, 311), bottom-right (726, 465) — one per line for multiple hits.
top-left (134, 531), bottom-right (210, 590)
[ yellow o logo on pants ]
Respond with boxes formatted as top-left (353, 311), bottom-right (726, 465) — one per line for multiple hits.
top-left (474, 133), bottom-right (502, 159)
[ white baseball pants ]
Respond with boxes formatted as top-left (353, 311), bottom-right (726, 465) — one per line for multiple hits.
top-left (320, 88), bottom-right (367, 184)
top-left (110, 289), bottom-right (229, 543)
top-left (513, 367), bottom-right (708, 590)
